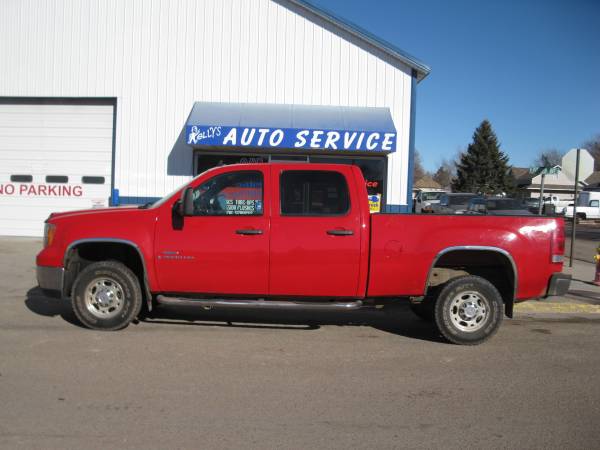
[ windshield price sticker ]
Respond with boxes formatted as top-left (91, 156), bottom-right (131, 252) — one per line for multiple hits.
top-left (225, 200), bottom-right (259, 215)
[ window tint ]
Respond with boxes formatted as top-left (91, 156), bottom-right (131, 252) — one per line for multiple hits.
top-left (280, 171), bottom-right (350, 216)
top-left (486, 199), bottom-right (523, 210)
top-left (10, 175), bottom-right (32, 183)
top-left (590, 200), bottom-right (599, 208)
top-left (46, 175), bottom-right (68, 183)
top-left (82, 176), bottom-right (105, 184)
top-left (192, 171), bottom-right (263, 216)
top-left (449, 195), bottom-right (476, 205)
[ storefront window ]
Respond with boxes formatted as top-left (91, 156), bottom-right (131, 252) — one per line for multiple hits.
top-left (195, 154), bottom-right (267, 175)
top-left (310, 156), bottom-right (385, 212)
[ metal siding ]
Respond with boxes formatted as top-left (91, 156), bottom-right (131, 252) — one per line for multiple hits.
top-left (0, 0), bottom-right (413, 206)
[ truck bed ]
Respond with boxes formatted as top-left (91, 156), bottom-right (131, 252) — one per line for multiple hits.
top-left (367, 213), bottom-right (563, 299)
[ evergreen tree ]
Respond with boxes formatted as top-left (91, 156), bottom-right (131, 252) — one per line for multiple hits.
top-left (452, 120), bottom-right (515, 195)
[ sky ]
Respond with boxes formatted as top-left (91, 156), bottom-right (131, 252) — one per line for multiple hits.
top-left (313, 0), bottom-right (600, 172)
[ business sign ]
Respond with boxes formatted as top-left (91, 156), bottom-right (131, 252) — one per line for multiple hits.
top-left (368, 194), bottom-right (381, 213)
top-left (186, 125), bottom-right (396, 152)
top-left (0, 183), bottom-right (83, 197)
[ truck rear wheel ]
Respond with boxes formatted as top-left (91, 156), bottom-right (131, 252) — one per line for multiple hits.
top-left (71, 261), bottom-right (142, 331)
top-left (433, 275), bottom-right (503, 345)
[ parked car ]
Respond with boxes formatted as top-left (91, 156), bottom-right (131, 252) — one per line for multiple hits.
top-left (563, 194), bottom-right (600, 220)
top-left (36, 163), bottom-right (570, 345)
top-left (468, 197), bottom-right (534, 216)
top-left (523, 196), bottom-right (571, 215)
top-left (431, 193), bottom-right (479, 214)
top-left (542, 195), bottom-right (573, 209)
top-left (523, 197), bottom-right (540, 210)
top-left (414, 189), bottom-right (446, 213)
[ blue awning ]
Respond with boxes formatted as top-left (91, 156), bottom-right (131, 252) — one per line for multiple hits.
top-left (185, 102), bottom-right (397, 152)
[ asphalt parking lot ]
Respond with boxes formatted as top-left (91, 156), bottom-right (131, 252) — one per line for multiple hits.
top-left (1, 238), bottom-right (600, 449)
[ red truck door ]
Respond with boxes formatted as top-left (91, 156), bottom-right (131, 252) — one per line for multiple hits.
top-left (269, 167), bottom-right (362, 297)
top-left (154, 167), bottom-right (270, 295)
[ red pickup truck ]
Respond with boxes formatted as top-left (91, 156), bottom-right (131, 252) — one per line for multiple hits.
top-left (36, 163), bottom-right (570, 344)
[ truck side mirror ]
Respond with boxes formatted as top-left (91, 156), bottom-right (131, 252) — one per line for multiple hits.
top-left (178, 187), bottom-right (194, 216)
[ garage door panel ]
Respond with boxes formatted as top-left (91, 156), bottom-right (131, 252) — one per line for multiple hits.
top-left (0, 222), bottom-right (46, 237)
top-left (1, 197), bottom-right (108, 213)
top-left (0, 127), bottom-right (113, 138)
top-left (0, 150), bottom-right (111, 163)
top-left (0, 104), bottom-right (114, 115)
top-left (0, 136), bottom-right (113, 151)
top-left (0, 164), bottom-right (111, 178)
top-left (0, 114), bottom-right (113, 129)
top-left (0, 100), bottom-right (114, 237)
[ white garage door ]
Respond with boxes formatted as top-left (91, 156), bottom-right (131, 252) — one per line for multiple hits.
top-left (0, 99), bottom-right (114, 236)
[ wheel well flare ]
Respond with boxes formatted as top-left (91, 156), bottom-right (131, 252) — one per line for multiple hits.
top-left (427, 249), bottom-right (516, 317)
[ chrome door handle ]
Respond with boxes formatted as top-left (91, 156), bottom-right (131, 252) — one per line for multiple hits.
top-left (327, 229), bottom-right (354, 236)
top-left (236, 229), bottom-right (263, 235)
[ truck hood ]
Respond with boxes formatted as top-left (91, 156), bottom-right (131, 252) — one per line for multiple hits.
top-left (47, 205), bottom-right (141, 222)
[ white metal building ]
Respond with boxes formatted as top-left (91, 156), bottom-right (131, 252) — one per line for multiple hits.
top-left (0, 0), bottom-right (429, 236)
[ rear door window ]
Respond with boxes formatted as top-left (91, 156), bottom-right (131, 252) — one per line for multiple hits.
top-left (280, 171), bottom-right (350, 216)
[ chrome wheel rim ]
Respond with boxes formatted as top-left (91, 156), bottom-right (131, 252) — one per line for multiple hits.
top-left (449, 291), bottom-right (489, 332)
top-left (84, 277), bottom-right (125, 319)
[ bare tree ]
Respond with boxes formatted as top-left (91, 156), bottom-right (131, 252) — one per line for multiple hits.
top-left (432, 158), bottom-right (456, 189)
top-left (582, 135), bottom-right (600, 170)
top-left (412, 149), bottom-right (427, 181)
top-left (533, 149), bottom-right (563, 168)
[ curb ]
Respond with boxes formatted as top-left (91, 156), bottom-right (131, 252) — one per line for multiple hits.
top-left (514, 302), bottom-right (600, 314)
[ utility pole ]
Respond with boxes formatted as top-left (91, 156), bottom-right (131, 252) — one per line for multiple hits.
top-left (569, 149), bottom-right (581, 268)
top-left (538, 172), bottom-right (546, 215)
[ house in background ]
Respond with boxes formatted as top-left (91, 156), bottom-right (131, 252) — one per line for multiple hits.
top-left (412, 175), bottom-right (443, 199)
top-left (513, 165), bottom-right (600, 200)
top-left (513, 166), bottom-right (578, 200)
top-left (583, 171), bottom-right (600, 190)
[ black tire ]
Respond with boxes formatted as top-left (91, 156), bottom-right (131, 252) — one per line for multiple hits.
top-left (433, 275), bottom-right (503, 345)
top-left (71, 261), bottom-right (142, 331)
top-left (409, 295), bottom-right (435, 322)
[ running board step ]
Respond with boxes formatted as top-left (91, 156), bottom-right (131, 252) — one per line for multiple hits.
top-left (156, 295), bottom-right (363, 311)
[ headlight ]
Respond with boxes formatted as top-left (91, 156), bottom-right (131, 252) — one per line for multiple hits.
top-left (43, 223), bottom-right (56, 248)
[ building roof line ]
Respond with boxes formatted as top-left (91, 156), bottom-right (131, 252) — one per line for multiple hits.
top-left (281, 0), bottom-right (431, 81)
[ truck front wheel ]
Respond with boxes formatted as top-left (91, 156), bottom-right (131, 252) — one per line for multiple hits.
top-left (71, 261), bottom-right (142, 331)
top-left (434, 275), bottom-right (503, 345)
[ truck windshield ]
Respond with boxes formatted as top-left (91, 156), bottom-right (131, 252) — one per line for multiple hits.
top-left (142, 175), bottom-right (203, 209)
top-left (422, 192), bottom-right (442, 201)
top-left (143, 167), bottom-right (229, 209)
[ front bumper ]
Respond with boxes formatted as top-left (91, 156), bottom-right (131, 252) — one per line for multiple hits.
top-left (546, 273), bottom-right (571, 297)
top-left (37, 265), bottom-right (64, 297)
